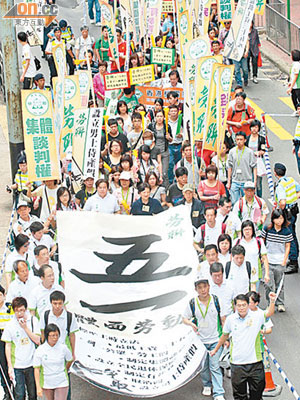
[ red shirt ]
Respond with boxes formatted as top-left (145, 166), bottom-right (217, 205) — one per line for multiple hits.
top-left (198, 180), bottom-right (226, 209)
top-left (227, 104), bottom-right (256, 136)
top-left (108, 41), bottom-right (127, 71)
top-left (195, 148), bottom-right (214, 167)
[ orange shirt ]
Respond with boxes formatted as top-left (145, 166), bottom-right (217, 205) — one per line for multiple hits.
top-left (227, 105), bottom-right (256, 136)
top-left (108, 41), bottom-right (127, 71)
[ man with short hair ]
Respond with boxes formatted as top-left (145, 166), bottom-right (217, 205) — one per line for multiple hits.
top-left (196, 244), bottom-right (219, 282)
top-left (227, 92), bottom-right (256, 137)
top-left (225, 245), bottom-right (253, 296)
top-left (232, 181), bottom-right (269, 232)
top-left (210, 292), bottom-right (276, 400)
top-left (2, 297), bottom-right (40, 400)
top-left (33, 73), bottom-right (46, 90)
top-left (75, 25), bottom-right (95, 60)
top-left (216, 197), bottom-right (241, 240)
top-left (17, 32), bottom-right (36, 89)
top-left (108, 28), bottom-right (127, 73)
top-left (29, 221), bottom-right (56, 257)
top-left (163, 70), bottom-right (183, 88)
top-left (6, 260), bottom-right (39, 304)
top-left (128, 112), bottom-right (144, 149)
top-left (84, 179), bottom-right (120, 214)
top-left (13, 202), bottom-right (40, 237)
top-left (166, 167), bottom-right (188, 207)
top-left (168, 105), bottom-right (184, 184)
top-left (227, 131), bottom-right (257, 204)
top-left (210, 262), bottom-right (234, 321)
top-left (274, 162), bottom-right (300, 273)
top-left (101, 119), bottom-right (130, 157)
top-left (95, 26), bottom-right (110, 63)
top-left (177, 184), bottom-right (205, 231)
top-left (120, 87), bottom-right (139, 114)
top-left (183, 279), bottom-right (225, 400)
top-left (175, 141), bottom-right (202, 186)
top-left (194, 208), bottom-right (226, 253)
top-left (34, 245), bottom-right (63, 287)
top-left (28, 265), bottom-right (64, 318)
top-left (131, 183), bottom-right (163, 215)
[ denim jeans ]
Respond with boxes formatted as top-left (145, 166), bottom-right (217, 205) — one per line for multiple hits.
top-left (230, 181), bottom-right (245, 205)
top-left (233, 58), bottom-right (249, 86)
top-left (88, 0), bottom-right (101, 22)
top-left (288, 213), bottom-right (299, 261)
top-left (14, 367), bottom-right (37, 400)
top-left (200, 342), bottom-right (225, 398)
top-left (168, 144), bottom-right (182, 184)
top-left (294, 142), bottom-right (300, 175)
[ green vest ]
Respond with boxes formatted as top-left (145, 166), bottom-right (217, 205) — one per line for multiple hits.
top-left (276, 177), bottom-right (297, 205)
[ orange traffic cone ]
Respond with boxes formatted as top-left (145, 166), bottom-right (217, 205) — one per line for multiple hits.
top-left (263, 347), bottom-right (282, 397)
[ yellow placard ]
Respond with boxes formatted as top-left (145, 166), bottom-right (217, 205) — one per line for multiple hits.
top-left (216, 64), bottom-right (235, 155)
top-left (255, 0), bottom-right (267, 15)
top-left (129, 65), bottom-right (155, 85)
top-left (177, 8), bottom-right (193, 82)
top-left (53, 75), bottom-right (81, 158)
top-left (194, 55), bottom-right (222, 141)
top-left (75, 70), bottom-right (92, 108)
top-left (217, 0), bottom-right (235, 22)
top-left (21, 90), bottom-right (60, 182)
top-left (104, 71), bottom-right (130, 90)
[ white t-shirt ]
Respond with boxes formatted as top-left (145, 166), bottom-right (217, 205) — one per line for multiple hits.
top-left (39, 309), bottom-right (78, 346)
top-left (29, 234), bottom-right (55, 254)
top-left (33, 342), bottom-right (72, 389)
top-left (2, 312), bottom-right (40, 368)
top-left (13, 215), bottom-right (40, 237)
top-left (223, 309), bottom-right (266, 364)
top-left (183, 296), bottom-right (221, 344)
top-left (196, 260), bottom-right (213, 283)
top-left (75, 35), bottom-right (95, 60)
top-left (6, 275), bottom-right (40, 303)
top-left (84, 192), bottom-right (120, 213)
top-left (5, 249), bottom-right (35, 275)
top-left (210, 281), bottom-right (234, 317)
top-left (291, 61), bottom-right (300, 89)
top-left (232, 196), bottom-right (269, 228)
top-left (211, 155), bottom-right (228, 183)
top-left (34, 260), bottom-right (62, 286)
top-left (22, 43), bottom-right (36, 78)
top-left (32, 186), bottom-right (59, 222)
top-left (234, 237), bottom-right (267, 283)
top-left (218, 252), bottom-right (231, 267)
top-left (28, 282), bottom-right (65, 318)
top-left (226, 260), bottom-right (250, 297)
top-left (194, 221), bottom-right (223, 247)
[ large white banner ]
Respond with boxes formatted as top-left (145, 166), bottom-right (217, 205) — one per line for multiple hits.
top-left (57, 206), bottom-right (206, 397)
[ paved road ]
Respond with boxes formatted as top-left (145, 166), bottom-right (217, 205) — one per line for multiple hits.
top-left (1, 1), bottom-right (300, 399)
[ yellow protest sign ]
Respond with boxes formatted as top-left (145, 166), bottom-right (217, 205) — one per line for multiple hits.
top-left (21, 90), bottom-right (60, 181)
top-left (194, 55), bottom-right (222, 140)
top-left (100, 1), bottom-right (120, 70)
top-left (129, 65), bottom-right (155, 85)
top-left (150, 47), bottom-right (175, 65)
top-left (216, 64), bottom-right (234, 155)
top-left (104, 71), bottom-right (130, 90)
top-left (75, 70), bottom-right (92, 108)
top-left (255, 0), bottom-right (267, 15)
top-left (53, 75), bottom-right (81, 158)
top-left (218, 0), bottom-right (235, 22)
top-left (177, 9), bottom-right (193, 82)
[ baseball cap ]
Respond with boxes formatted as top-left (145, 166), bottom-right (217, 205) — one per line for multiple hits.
top-left (182, 184), bottom-right (194, 193)
top-left (83, 174), bottom-right (94, 180)
top-left (17, 201), bottom-right (30, 209)
top-left (194, 278), bottom-right (209, 287)
top-left (119, 171), bottom-right (131, 180)
top-left (34, 73), bottom-right (44, 81)
top-left (244, 181), bottom-right (255, 190)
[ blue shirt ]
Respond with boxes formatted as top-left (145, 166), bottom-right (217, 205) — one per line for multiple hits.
top-left (162, 19), bottom-right (174, 38)
top-left (131, 198), bottom-right (163, 215)
top-left (275, 177), bottom-right (300, 203)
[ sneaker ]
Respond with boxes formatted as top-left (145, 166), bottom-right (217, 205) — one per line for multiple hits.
top-left (278, 305), bottom-right (286, 312)
top-left (215, 396), bottom-right (225, 400)
top-left (202, 386), bottom-right (212, 396)
top-left (95, 22), bottom-right (101, 26)
top-left (90, 19), bottom-right (95, 24)
top-left (253, 77), bottom-right (258, 84)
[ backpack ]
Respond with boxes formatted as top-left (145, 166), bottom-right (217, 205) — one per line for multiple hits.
top-left (189, 295), bottom-right (222, 337)
top-left (200, 223), bottom-right (226, 245)
top-left (238, 196), bottom-right (262, 221)
top-left (225, 261), bottom-right (252, 280)
top-left (44, 310), bottom-right (72, 337)
top-left (230, 103), bottom-right (252, 119)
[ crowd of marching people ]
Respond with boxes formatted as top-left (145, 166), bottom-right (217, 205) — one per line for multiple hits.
top-left (2, 0), bottom-right (300, 399)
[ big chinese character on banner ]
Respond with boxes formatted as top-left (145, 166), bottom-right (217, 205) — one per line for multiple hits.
top-left (57, 206), bottom-right (206, 397)
top-left (21, 90), bottom-right (60, 181)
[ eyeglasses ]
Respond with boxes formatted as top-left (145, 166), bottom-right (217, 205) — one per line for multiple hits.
top-left (23, 243), bottom-right (29, 248)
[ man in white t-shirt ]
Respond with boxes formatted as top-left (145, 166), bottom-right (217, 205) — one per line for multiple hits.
top-left (210, 262), bottom-right (234, 320)
top-left (194, 208), bottom-right (226, 254)
top-left (29, 265), bottom-right (64, 318)
top-left (2, 297), bottom-right (40, 400)
top-left (225, 245), bottom-right (252, 296)
top-left (29, 221), bottom-right (56, 258)
top-left (6, 260), bottom-right (39, 304)
top-left (17, 32), bottom-right (36, 89)
top-left (33, 245), bottom-right (63, 287)
top-left (75, 26), bottom-right (95, 60)
top-left (183, 279), bottom-right (225, 400)
top-left (210, 292), bottom-right (276, 400)
top-left (216, 197), bottom-right (241, 240)
top-left (13, 201), bottom-right (40, 237)
top-left (196, 244), bottom-right (219, 283)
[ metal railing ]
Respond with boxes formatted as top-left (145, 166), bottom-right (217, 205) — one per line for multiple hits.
top-left (265, 4), bottom-right (300, 54)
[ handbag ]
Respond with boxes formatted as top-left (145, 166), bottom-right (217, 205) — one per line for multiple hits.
top-left (257, 156), bottom-right (267, 177)
top-left (34, 56), bottom-right (41, 71)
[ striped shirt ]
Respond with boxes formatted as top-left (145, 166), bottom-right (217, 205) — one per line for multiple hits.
top-left (14, 170), bottom-right (29, 192)
top-left (261, 226), bottom-right (293, 264)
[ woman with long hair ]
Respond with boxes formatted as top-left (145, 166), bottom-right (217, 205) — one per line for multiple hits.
top-left (104, 140), bottom-right (123, 168)
top-left (261, 209), bottom-right (293, 312)
top-left (145, 171), bottom-right (166, 205)
top-left (136, 145), bottom-right (160, 183)
top-left (234, 220), bottom-right (269, 291)
top-left (116, 100), bottom-right (132, 135)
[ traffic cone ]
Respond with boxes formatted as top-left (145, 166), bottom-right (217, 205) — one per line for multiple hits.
top-left (262, 343), bottom-right (282, 397)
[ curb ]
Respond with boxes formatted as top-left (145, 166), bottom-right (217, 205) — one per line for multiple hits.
top-left (259, 35), bottom-right (290, 77)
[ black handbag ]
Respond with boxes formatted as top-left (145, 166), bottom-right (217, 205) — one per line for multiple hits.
top-left (34, 56), bottom-right (41, 71)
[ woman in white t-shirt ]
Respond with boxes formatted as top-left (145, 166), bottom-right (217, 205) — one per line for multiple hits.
top-left (33, 323), bottom-right (73, 400)
top-left (287, 49), bottom-right (300, 114)
top-left (234, 220), bottom-right (269, 291)
top-left (217, 234), bottom-right (232, 267)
